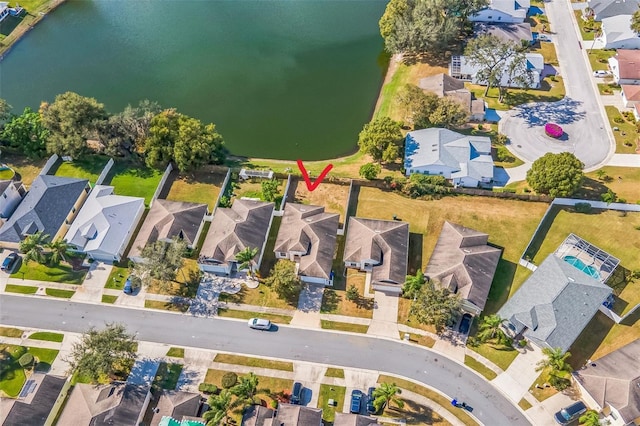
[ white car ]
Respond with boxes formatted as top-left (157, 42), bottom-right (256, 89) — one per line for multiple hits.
top-left (248, 318), bottom-right (272, 330)
top-left (593, 70), bottom-right (610, 77)
top-left (537, 34), bottom-right (551, 42)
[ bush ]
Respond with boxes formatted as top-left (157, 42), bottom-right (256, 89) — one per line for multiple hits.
top-left (574, 202), bottom-right (592, 213)
top-left (493, 133), bottom-right (508, 145)
top-left (18, 353), bottom-right (34, 367)
top-left (477, 124), bottom-right (484, 130)
top-left (359, 163), bottom-right (381, 180)
top-left (218, 195), bottom-right (232, 208)
top-left (518, 339), bottom-right (527, 348)
top-left (402, 174), bottom-right (449, 199)
top-left (198, 383), bottom-right (218, 394)
top-left (221, 372), bottom-right (238, 388)
top-left (270, 399), bottom-right (279, 409)
top-left (613, 116), bottom-right (625, 124)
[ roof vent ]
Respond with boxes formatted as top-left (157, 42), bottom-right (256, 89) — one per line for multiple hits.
top-left (463, 249), bottom-right (471, 253)
top-left (567, 277), bottom-right (575, 282)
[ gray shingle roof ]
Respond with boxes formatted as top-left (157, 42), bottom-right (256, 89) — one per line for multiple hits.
top-left (573, 339), bottom-right (640, 424)
top-left (241, 405), bottom-right (275, 426)
top-left (426, 222), bottom-right (502, 313)
top-left (589, 0), bottom-right (640, 20)
top-left (273, 403), bottom-right (323, 425)
top-left (0, 175), bottom-right (89, 243)
top-left (3, 374), bottom-right (66, 426)
top-left (334, 412), bottom-right (380, 426)
top-left (344, 217), bottom-right (409, 287)
top-left (498, 255), bottom-right (612, 353)
top-left (474, 22), bottom-right (532, 44)
top-left (150, 390), bottom-right (202, 425)
top-left (274, 203), bottom-right (339, 280)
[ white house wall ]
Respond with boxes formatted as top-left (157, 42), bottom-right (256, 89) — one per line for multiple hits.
top-left (0, 184), bottom-right (24, 219)
top-left (301, 275), bottom-right (331, 286)
top-left (602, 36), bottom-right (640, 50)
top-left (470, 8), bottom-right (522, 23)
top-left (406, 165), bottom-right (455, 178)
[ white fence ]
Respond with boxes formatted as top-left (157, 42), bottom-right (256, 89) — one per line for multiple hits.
top-left (150, 163), bottom-right (174, 208)
top-left (40, 154), bottom-right (59, 175)
top-left (95, 158), bottom-right (115, 185)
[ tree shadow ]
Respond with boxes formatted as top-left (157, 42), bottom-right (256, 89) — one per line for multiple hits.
top-left (484, 258), bottom-right (517, 315)
top-left (573, 177), bottom-right (611, 201)
top-left (523, 205), bottom-right (561, 261)
top-left (568, 312), bottom-right (614, 369)
top-left (321, 289), bottom-right (340, 312)
top-left (407, 233), bottom-right (423, 275)
top-left (513, 97), bottom-right (586, 126)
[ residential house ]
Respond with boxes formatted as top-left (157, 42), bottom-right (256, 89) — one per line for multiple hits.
top-left (497, 254), bottom-right (613, 353)
top-left (2, 374), bottom-right (66, 426)
top-left (634, 103), bottom-right (640, 121)
top-left (469, 0), bottom-right (530, 23)
top-left (0, 2), bottom-right (8, 21)
top-left (0, 175), bottom-right (90, 248)
top-left (621, 84), bottom-right (640, 107)
top-left (0, 180), bottom-right (26, 219)
top-left (272, 403), bottom-right (323, 426)
top-left (418, 73), bottom-right (485, 121)
top-left (274, 203), bottom-right (339, 286)
top-left (404, 128), bottom-right (494, 188)
top-left (573, 339), bottom-right (640, 426)
top-left (129, 199), bottom-right (208, 263)
top-left (583, 0), bottom-right (640, 21)
top-left (57, 382), bottom-right (151, 426)
top-left (608, 50), bottom-right (640, 84)
top-left (425, 222), bottom-right (502, 316)
top-left (450, 53), bottom-right (544, 89)
top-left (334, 413), bottom-right (381, 425)
top-left (64, 185), bottom-right (145, 262)
top-left (150, 390), bottom-right (204, 426)
top-left (596, 15), bottom-right (640, 49)
top-left (474, 22), bottom-right (533, 45)
top-left (343, 217), bottom-right (409, 295)
top-left (198, 199), bottom-right (274, 275)
top-left (241, 405), bottom-right (275, 426)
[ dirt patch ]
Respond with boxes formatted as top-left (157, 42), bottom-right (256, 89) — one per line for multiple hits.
top-left (291, 180), bottom-right (350, 225)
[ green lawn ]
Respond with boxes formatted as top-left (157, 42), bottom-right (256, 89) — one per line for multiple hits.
top-left (54, 156), bottom-right (109, 183)
top-left (467, 76), bottom-right (566, 111)
top-left (4, 284), bottom-right (38, 294)
top-left (213, 354), bottom-right (294, 371)
top-left (464, 355), bottom-right (498, 380)
top-left (105, 265), bottom-right (130, 290)
top-left (0, 327), bottom-right (22, 338)
top-left (519, 398), bottom-right (533, 410)
top-left (218, 282), bottom-right (298, 311)
top-left (11, 260), bottom-right (87, 284)
top-left (0, 345), bottom-right (60, 397)
top-left (104, 160), bottom-right (163, 206)
top-left (467, 341), bottom-right (518, 371)
top-left (28, 347), bottom-right (59, 372)
top-left (45, 288), bottom-right (75, 298)
top-left (574, 10), bottom-right (601, 41)
top-left (598, 83), bottom-right (619, 95)
top-left (604, 106), bottom-right (638, 154)
top-left (152, 362), bottom-right (183, 390)
top-left (101, 294), bottom-right (118, 304)
top-left (324, 367), bottom-right (345, 378)
top-left (165, 171), bottom-right (226, 210)
top-left (320, 320), bottom-right (369, 334)
top-left (215, 308), bottom-right (293, 324)
top-left (144, 300), bottom-right (190, 313)
top-left (166, 347), bottom-right (185, 357)
top-left (318, 384), bottom-right (346, 423)
top-left (587, 49), bottom-right (616, 72)
top-left (321, 271), bottom-right (374, 318)
top-left (28, 332), bottom-right (63, 342)
top-left (528, 369), bottom-right (559, 401)
top-left (531, 42), bottom-right (559, 66)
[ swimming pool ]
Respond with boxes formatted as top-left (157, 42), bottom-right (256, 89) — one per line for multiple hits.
top-left (563, 256), bottom-right (601, 280)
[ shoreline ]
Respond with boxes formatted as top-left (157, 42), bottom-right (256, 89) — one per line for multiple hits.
top-left (0, 0), bottom-right (67, 61)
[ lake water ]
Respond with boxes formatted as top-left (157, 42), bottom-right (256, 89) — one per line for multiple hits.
top-left (0, 0), bottom-right (387, 160)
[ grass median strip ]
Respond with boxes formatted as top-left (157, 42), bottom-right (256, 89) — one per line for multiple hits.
top-left (216, 308), bottom-right (292, 324)
top-left (144, 300), bottom-right (190, 313)
top-left (166, 347), bottom-right (185, 357)
top-left (5, 284), bottom-right (38, 294)
top-left (464, 355), bottom-right (498, 381)
top-left (324, 367), bottom-right (345, 378)
top-left (29, 332), bottom-right (63, 342)
top-left (214, 353), bottom-right (294, 371)
top-left (400, 332), bottom-right (436, 348)
top-left (518, 398), bottom-right (533, 410)
top-left (0, 326), bottom-right (23, 337)
top-left (45, 288), bottom-right (75, 298)
top-left (101, 294), bottom-right (118, 304)
top-left (320, 320), bottom-right (369, 334)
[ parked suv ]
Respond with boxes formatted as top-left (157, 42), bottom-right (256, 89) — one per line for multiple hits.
top-left (290, 382), bottom-right (303, 405)
top-left (1, 253), bottom-right (19, 272)
top-left (554, 401), bottom-right (587, 425)
top-left (366, 387), bottom-right (376, 414)
top-left (350, 390), bottom-right (363, 414)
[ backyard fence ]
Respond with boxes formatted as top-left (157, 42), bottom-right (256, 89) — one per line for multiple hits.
top-left (150, 163), bottom-right (173, 208)
top-left (207, 167), bottom-right (232, 220)
top-left (280, 174), bottom-right (293, 213)
top-left (95, 158), bottom-right (115, 185)
top-left (40, 154), bottom-right (59, 176)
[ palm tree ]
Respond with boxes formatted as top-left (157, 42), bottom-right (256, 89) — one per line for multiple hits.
top-left (579, 410), bottom-right (601, 426)
top-left (476, 314), bottom-right (510, 345)
top-left (402, 270), bottom-right (426, 299)
top-left (47, 239), bottom-right (71, 266)
top-left (536, 347), bottom-right (572, 373)
top-left (203, 389), bottom-right (232, 426)
top-left (372, 382), bottom-right (404, 413)
top-left (231, 372), bottom-right (266, 408)
top-left (235, 247), bottom-right (258, 278)
top-left (19, 231), bottom-right (49, 264)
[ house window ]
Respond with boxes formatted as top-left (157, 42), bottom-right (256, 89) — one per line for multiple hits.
top-left (2, 194), bottom-right (6, 199)
top-left (72, 207), bottom-right (76, 213)
top-left (439, 171), bottom-right (443, 175)
top-left (487, 15), bottom-right (492, 19)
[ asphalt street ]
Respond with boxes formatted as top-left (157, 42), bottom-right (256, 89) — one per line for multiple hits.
top-left (0, 295), bottom-right (530, 425)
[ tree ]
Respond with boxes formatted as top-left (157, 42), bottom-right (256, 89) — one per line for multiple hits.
top-left (579, 410), bottom-right (601, 426)
top-left (526, 153), bottom-right (584, 197)
top-left (493, 133), bottom-right (508, 146)
top-left (39, 91), bottom-right (108, 158)
top-left (346, 285), bottom-right (360, 303)
top-left (595, 169), bottom-right (606, 180)
top-left (47, 239), bottom-right (71, 266)
top-left (536, 347), bottom-right (573, 390)
top-left (264, 260), bottom-right (302, 301)
top-left (1, 107), bottom-right (49, 158)
top-left (410, 280), bottom-right (461, 332)
top-left (632, 6), bottom-right (640, 34)
top-left (203, 389), bottom-right (232, 426)
top-left (359, 163), bottom-right (381, 180)
top-left (402, 174), bottom-right (450, 199)
top-left (100, 100), bottom-right (161, 156)
top-left (231, 372), bottom-right (266, 408)
top-left (133, 238), bottom-right (187, 290)
top-left (261, 179), bottom-right (279, 202)
top-left (601, 188), bottom-right (617, 204)
top-left (427, 97), bottom-right (469, 129)
top-left (402, 269), bottom-right (426, 299)
top-left (395, 84), bottom-right (438, 128)
top-left (235, 247), bottom-right (259, 278)
top-left (65, 323), bottom-right (137, 383)
top-left (476, 314), bottom-right (510, 345)
top-left (372, 382), bottom-right (404, 412)
top-left (358, 117), bottom-right (403, 163)
top-left (0, 98), bottom-right (11, 122)
top-left (19, 231), bottom-right (49, 264)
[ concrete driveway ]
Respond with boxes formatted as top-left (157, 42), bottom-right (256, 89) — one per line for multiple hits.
top-left (499, 0), bottom-right (614, 170)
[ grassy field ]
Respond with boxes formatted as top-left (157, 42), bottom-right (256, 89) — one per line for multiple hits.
top-left (101, 294), bottom-right (118, 304)
top-left (28, 332), bottom-right (63, 342)
top-left (166, 347), bottom-right (184, 357)
top-left (152, 362), bottom-right (183, 390)
top-left (574, 10), bottom-right (601, 41)
top-left (165, 171), bottom-right (226, 210)
top-left (467, 76), bottom-right (566, 111)
top-left (45, 288), bottom-right (75, 298)
top-left (219, 282), bottom-right (297, 311)
top-left (0, 152), bottom-right (46, 185)
top-left (604, 106), bottom-right (638, 154)
top-left (104, 160), bottom-right (163, 206)
top-left (320, 320), bottom-right (369, 334)
top-left (105, 265), bottom-right (129, 290)
top-left (356, 188), bottom-right (549, 312)
top-left (531, 42), bottom-right (559, 66)
top-left (321, 271), bottom-right (374, 318)
top-left (324, 367), bottom-right (345, 378)
top-left (598, 83), bottom-right (620, 95)
top-left (4, 284), bottom-right (38, 294)
top-left (464, 355), bottom-right (498, 380)
top-left (0, 327), bottom-right (22, 338)
top-left (146, 259), bottom-right (201, 298)
top-left (398, 297), bottom-right (437, 334)
top-left (54, 156), bottom-right (109, 184)
top-left (11, 260), bottom-right (87, 284)
top-left (213, 354), bottom-right (294, 371)
top-left (0, 168), bottom-right (15, 179)
top-left (144, 300), bottom-right (190, 313)
top-left (215, 309), bottom-right (293, 324)
top-left (318, 384), bottom-right (346, 424)
top-left (291, 180), bottom-right (350, 225)
top-left (587, 49), bottom-right (616, 72)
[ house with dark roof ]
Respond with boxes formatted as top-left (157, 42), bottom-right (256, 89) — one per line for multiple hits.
top-left (426, 222), bottom-right (502, 315)
top-left (584, 0), bottom-right (640, 21)
top-left (344, 217), bottom-right (409, 295)
top-left (199, 199), bottom-right (274, 275)
top-left (274, 203), bottom-right (339, 286)
top-left (272, 403), bottom-right (323, 426)
top-left (0, 175), bottom-right (90, 248)
top-left (404, 128), bottom-right (494, 188)
top-left (64, 185), bottom-right (145, 262)
top-left (130, 199), bottom-right (208, 263)
top-left (608, 50), bottom-right (640, 85)
top-left (0, 180), bottom-right (26, 219)
top-left (474, 22), bottom-right (533, 44)
top-left (57, 382), bottom-right (151, 426)
top-left (2, 374), bottom-right (66, 426)
top-left (241, 405), bottom-right (275, 426)
top-left (150, 390), bottom-right (203, 425)
top-left (497, 255), bottom-right (612, 353)
top-left (418, 73), bottom-right (485, 121)
top-left (574, 339), bottom-right (640, 426)
top-left (334, 412), bottom-right (381, 426)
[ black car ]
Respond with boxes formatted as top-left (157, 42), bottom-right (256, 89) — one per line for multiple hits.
top-left (554, 401), bottom-right (587, 425)
top-left (1, 253), bottom-right (19, 272)
top-left (290, 382), bottom-right (303, 405)
top-left (459, 313), bottom-right (472, 335)
top-left (366, 387), bottom-right (376, 414)
top-left (350, 390), bottom-right (363, 414)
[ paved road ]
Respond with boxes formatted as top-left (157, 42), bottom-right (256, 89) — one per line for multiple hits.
top-left (0, 295), bottom-right (530, 426)
top-left (500, 0), bottom-right (613, 170)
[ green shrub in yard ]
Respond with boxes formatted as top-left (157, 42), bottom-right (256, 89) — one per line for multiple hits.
top-left (198, 383), bottom-right (218, 394)
top-left (18, 353), bottom-right (33, 367)
top-left (574, 202), bottom-right (592, 213)
top-left (221, 372), bottom-right (237, 388)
